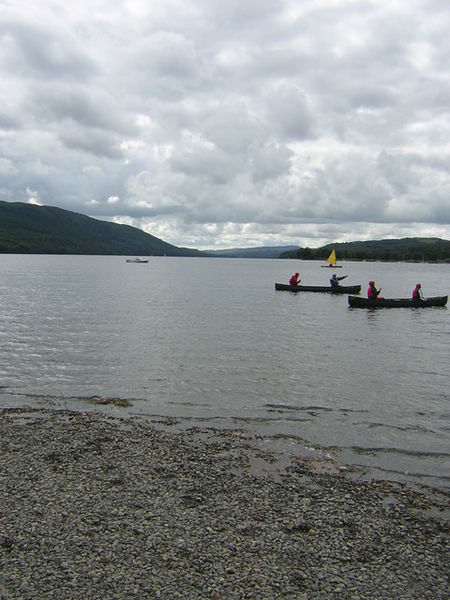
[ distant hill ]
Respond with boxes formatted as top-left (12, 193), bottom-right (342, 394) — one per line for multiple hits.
top-left (0, 201), bottom-right (201, 256)
top-left (1, 201), bottom-right (449, 262)
top-left (281, 238), bottom-right (450, 263)
top-left (204, 245), bottom-right (299, 258)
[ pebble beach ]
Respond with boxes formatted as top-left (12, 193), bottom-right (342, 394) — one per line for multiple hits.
top-left (1, 407), bottom-right (449, 599)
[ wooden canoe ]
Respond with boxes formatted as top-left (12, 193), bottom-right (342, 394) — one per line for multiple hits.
top-left (275, 283), bottom-right (361, 294)
top-left (348, 295), bottom-right (448, 308)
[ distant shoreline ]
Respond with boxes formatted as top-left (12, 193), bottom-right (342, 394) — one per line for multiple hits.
top-left (1, 251), bottom-right (450, 264)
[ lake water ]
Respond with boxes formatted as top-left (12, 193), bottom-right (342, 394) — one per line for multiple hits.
top-left (0, 255), bottom-right (449, 490)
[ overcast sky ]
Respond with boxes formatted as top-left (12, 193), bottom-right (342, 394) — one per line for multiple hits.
top-left (1, 0), bottom-right (449, 249)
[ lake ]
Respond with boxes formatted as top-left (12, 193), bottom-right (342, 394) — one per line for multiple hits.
top-left (0, 255), bottom-right (449, 490)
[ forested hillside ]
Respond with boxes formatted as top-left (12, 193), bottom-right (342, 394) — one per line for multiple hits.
top-left (0, 201), bottom-right (201, 256)
top-left (281, 238), bottom-right (450, 263)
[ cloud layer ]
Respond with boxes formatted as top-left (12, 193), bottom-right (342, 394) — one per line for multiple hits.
top-left (1, 0), bottom-right (449, 248)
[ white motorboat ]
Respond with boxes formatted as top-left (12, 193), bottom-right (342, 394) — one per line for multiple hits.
top-left (126, 257), bottom-right (149, 263)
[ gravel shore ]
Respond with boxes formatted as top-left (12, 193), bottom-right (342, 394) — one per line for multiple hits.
top-left (1, 408), bottom-right (448, 599)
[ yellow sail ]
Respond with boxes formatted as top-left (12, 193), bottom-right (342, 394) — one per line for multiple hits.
top-left (326, 249), bottom-right (336, 265)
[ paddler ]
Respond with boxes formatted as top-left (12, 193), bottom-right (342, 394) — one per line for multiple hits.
top-left (330, 273), bottom-right (347, 288)
top-left (412, 283), bottom-right (424, 301)
top-left (289, 272), bottom-right (301, 286)
top-left (367, 280), bottom-right (381, 299)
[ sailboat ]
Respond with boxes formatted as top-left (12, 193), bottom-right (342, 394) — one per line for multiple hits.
top-left (321, 248), bottom-right (342, 268)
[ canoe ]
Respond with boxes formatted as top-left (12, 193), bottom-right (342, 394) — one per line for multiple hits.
top-left (348, 295), bottom-right (448, 308)
top-left (275, 283), bottom-right (361, 294)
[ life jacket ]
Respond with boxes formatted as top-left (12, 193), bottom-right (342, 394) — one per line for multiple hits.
top-left (412, 288), bottom-right (420, 300)
top-left (289, 275), bottom-right (297, 285)
top-left (367, 285), bottom-right (377, 299)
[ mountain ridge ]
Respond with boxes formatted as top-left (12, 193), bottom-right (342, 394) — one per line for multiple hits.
top-left (0, 201), bottom-right (449, 261)
top-left (0, 201), bottom-right (201, 256)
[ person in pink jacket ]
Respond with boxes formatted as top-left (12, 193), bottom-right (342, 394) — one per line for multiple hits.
top-left (289, 272), bottom-right (301, 286)
top-left (412, 283), bottom-right (424, 301)
top-left (367, 280), bottom-right (381, 299)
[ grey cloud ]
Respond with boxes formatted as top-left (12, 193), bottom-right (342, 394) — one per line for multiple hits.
top-left (265, 87), bottom-right (315, 140)
top-left (135, 32), bottom-right (199, 79)
top-left (29, 84), bottom-right (137, 135)
top-left (0, 110), bottom-right (21, 130)
top-left (200, 0), bottom-right (284, 30)
top-left (202, 104), bottom-right (261, 153)
top-left (377, 152), bottom-right (420, 196)
top-left (59, 128), bottom-right (124, 159)
top-left (124, 32), bottom-right (203, 101)
top-left (0, 18), bottom-right (96, 81)
top-left (170, 145), bottom-right (242, 184)
top-left (249, 142), bottom-right (292, 182)
top-left (0, 158), bottom-right (17, 176)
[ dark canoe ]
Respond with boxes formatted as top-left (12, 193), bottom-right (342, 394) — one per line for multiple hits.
top-left (275, 283), bottom-right (361, 294)
top-left (348, 295), bottom-right (448, 308)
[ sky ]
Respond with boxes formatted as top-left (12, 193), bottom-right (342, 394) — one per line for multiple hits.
top-left (1, 0), bottom-right (449, 250)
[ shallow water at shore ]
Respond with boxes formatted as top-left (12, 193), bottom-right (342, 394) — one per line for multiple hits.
top-left (0, 255), bottom-right (449, 490)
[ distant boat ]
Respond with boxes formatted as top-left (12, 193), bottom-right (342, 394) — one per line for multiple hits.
top-left (348, 295), bottom-right (447, 308)
top-left (126, 257), bottom-right (149, 263)
top-left (321, 249), bottom-right (342, 268)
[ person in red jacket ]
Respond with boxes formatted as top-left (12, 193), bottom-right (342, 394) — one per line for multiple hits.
top-left (289, 272), bottom-right (301, 286)
top-left (367, 280), bottom-right (381, 299)
top-left (412, 283), bottom-right (424, 301)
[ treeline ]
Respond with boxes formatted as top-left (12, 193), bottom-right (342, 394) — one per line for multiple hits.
top-left (282, 238), bottom-right (450, 263)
